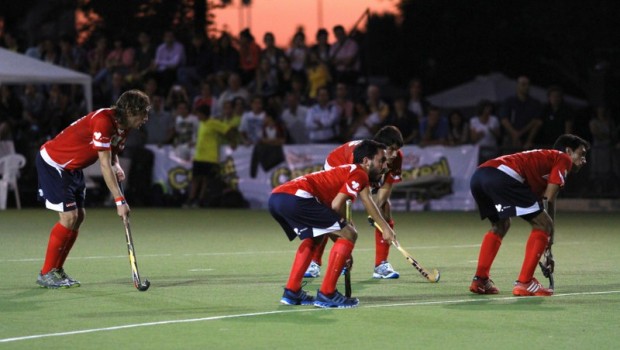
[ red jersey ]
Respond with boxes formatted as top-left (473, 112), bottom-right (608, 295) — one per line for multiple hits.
top-left (272, 164), bottom-right (369, 205)
top-left (480, 149), bottom-right (572, 196)
top-left (326, 141), bottom-right (403, 185)
top-left (41, 108), bottom-right (127, 170)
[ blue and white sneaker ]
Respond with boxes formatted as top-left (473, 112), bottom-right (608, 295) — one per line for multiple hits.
top-left (280, 288), bottom-right (315, 305)
top-left (372, 261), bottom-right (400, 279)
top-left (314, 289), bottom-right (359, 308)
top-left (303, 261), bottom-right (321, 278)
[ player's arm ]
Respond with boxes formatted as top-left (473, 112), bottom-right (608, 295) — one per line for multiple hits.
top-left (359, 187), bottom-right (395, 244)
top-left (98, 150), bottom-right (129, 217)
top-left (373, 182), bottom-right (393, 219)
top-left (542, 183), bottom-right (560, 245)
top-left (331, 192), bottom-right (351, 221)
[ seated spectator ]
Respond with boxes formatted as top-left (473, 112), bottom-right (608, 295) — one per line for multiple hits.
top-left (281, 91), bottom-right (309, 144)
top-left (470, 99), bottom-right (501, 163)
top-left (260, 32), bottom-right (285, 74)
top-left (145, 95), bottom-right (175, 146)
top-left (346, 100), bottom-right (383, 141)
top-left (329, 25), bottom-right (360, 86)
top-left (248, 57), bottom-right (279, 98)
top-left (87, 36), bottom-right (109, 80)
top-left (192, 81), bottom-right (215, 111)
top-left (286, 31), bottom-right (308, 78)
top-left (211, 32), bottom-right (240, 79)
top-left (213, 73), bottom-right (249, 117)
top-left (535, 85), bottom-right (574, 147)
top-left (366, 84), bottom-right (390, 121)
top-left (310, 28), bottom-right (330, 64)
top-left (383, 95), bottom-right (419, 144)
top-left (173, 101), bottom-right (200, 159)
top-left (447, 109), bottom-right (470, 145)
top-left (407, 78), bottom-right (430, 123)
top-left (239, 96), bottom-right (266, 145)
top-left (58, 34), bottom-right (86, 72)
top-left (588, 105), bottom-right (619, 193)
top-left (332, 82), bottom-right (355, 142)
top-left (238, 28), bottom-right (262, 85)
top-left (154, 30), bottom-right (186, 94)
top-left (0, 85), bottom-right (23, 140)
top-left (251, 111), bottom-right (286, 177)
top-left (305, 87), bottom-right (340, 143)
top-left (177, 32), bottom-right (213, 98)
top-left (130, 31), bottom-right (156, 85)
top-left (166, 84), bottom-right (190, 111)
top-left (306, 50), bottom-right (331, 100)
top-left (420, 106), bottom-right (449, 146)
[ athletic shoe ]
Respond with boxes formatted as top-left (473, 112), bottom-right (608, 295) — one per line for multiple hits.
top-left (512, 277), bottom-right (554, 297)
top-left (314, 289), bottom-right (359, 309)
top-left (372, 261), bottom-right (399, 279)
top-left (280, 288), bottom-right (315, 305)
top-left (36, 269), bottom-right (71, 289)
top-left (469, 276), bottom-right (499, 294)
top-left (303, 261), bottom-right (321, 278)
top-left (57, 268), bottom-right (81, 288)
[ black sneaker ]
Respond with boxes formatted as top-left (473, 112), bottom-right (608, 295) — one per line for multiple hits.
top-left (314, 289), bottom-right (359, 308)
top-left (36, 269), bottom-right (71, 289)
top-left (280, 288), bottom-right (315, 305)
top-left (57, 268), bottom-right (81, 288)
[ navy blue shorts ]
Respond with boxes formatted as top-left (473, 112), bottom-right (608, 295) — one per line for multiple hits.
top-left (470, 166), bottom-right (542, 222)
top-left (36, 152), bottom-right (86, 212)
top-left (268, 192), bottom-right (345, 241)
top-left (192, 161), bottom-right (220, 179)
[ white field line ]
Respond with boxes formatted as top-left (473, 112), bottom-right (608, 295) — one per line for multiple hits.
top-left (1, 241), bottom-right (583, 263)
top-left (1, 290), bottom-right (618, 344)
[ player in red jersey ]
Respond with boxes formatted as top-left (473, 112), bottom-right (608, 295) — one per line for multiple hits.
top-left (469, 134), bottom-right (589, 296)
top-left (304, 125), bottom-right (404, 279)
top-left (269, 140), bottom-right (396, 308)
top-left (35, 90), bottom-right (151, 289)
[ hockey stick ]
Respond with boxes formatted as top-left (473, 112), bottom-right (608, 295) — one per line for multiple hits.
top-left (118, 183), bottom-right (150, 291)
top-left (368, 216), bottom-right (440, 283)
top-left (344, 199), bottom-right (352, 298)
top-left (538, 197), bottom-right (555, 290)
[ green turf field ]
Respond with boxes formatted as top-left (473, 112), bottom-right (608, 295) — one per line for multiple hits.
top-left (0, 208), bottom-right (618, 349)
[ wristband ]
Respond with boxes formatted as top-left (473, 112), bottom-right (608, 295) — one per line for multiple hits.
top-left (115, 196), bottom-right (126, 206)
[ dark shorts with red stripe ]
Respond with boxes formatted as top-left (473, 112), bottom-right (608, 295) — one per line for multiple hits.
top-left (470, 166), bottom-right (542, 223)
top-left (268, 192), bottom-right (345, 241)
top-left (36, 152), bottom-right (86, 212)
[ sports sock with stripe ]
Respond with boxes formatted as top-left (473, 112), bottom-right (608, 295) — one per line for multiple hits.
top-left (41, 223), bottom-right (73, 275)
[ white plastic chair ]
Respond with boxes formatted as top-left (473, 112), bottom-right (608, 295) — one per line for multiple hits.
top-left (0, 153), bottom-right (27, 210)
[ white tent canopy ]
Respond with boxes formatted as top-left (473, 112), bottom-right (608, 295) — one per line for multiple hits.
top-left (0, 47), bottom-right (92, 111)
top-left (427, 72), bottom-right (587, 112)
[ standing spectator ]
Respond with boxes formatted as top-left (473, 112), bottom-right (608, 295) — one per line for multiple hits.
top-left (177, 33), bottom-right (213, 98)
top-left (154, 30), bottom-right (186, 94)
top-left (239, 96), bottom-right (266, 145)
top-left (238, 28), bottom-right (262, 85)
top-left (173, 101), bottom-right (199, 160)
top-left (470, 100), bottom-right (501, 163)
top-left (306, 87), bottom-right (340, 143)
top-left (305, 50), bottom-right (331, 100)
top-left (447, 110), bottom-right (470, 145)
top-left (270, 140), bottom-right (394, 308)
top-left (499, 76), bottom-right (543, 150)
top-left (420, 106), bottom-right (449, 146)
top-left (281, 91), bottom-right (309, 144)
top-left (211, 32), bottom-right (240, 78)
top-left (35, 90), bottom-right (151, 288)
top-left (213, 73), bottom-right (249, 117)
top-left (286, 31), bottom-right (308, 78)
top-left (260, 32), bottom-right (285, 74)
top-left (329, 25), bottom-right (360, 86)
top-left (310, 28), bottom-right (330, 64)
top-left (184, 105), bottom-right (237, 208)
top-left (536, 85), bottom-right (574, 147)
top-left (144, 95), bottom-right (175, 146)
top-left (384, 95), bottom-right (419, 144)
top-left (469, 134), bottom-right (589, 296)
top-left (407, 78), bottom-right (430, 123)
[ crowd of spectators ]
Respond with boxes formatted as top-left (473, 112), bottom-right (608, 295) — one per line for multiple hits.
top-left (1, 25), bottom-right (619, 204)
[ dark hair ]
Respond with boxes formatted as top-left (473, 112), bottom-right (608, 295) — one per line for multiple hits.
top-left (373, 125), bottom-right (404, 148)
top-left (476, 99), bottom-right (494, 115)
top-left (114, 89), bottom-right (150, 122)
top-left (195, 104), bottom-right (211, 116)
top-left (353, 140), bottom-right (386, 164)
top-left (552, 134), bottom-right (590, 152)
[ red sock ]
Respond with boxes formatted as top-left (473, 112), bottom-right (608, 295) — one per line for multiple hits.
top-left (375, 219), bottom-right (393, 266)
top-left (311, 236), bottom-right (328, 266)
top-left (56, 229), bottom-right (79, 268)
top-left (41, 223), bottom-right (73, 274)
top-left (320, 238), bottom-right (354, 296)
top-left (285, 238), bottom-right (316, 291)
top-left (475, 231), bottom-right (503, 279)
top-left (518, 229), bottom-right (549, 283)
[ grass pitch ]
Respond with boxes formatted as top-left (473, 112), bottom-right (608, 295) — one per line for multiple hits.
top-left (0, 208), bottom-right (619, 349)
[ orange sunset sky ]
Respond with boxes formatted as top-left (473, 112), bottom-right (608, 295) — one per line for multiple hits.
top-left (211, 0), bottom-right (398, 46)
